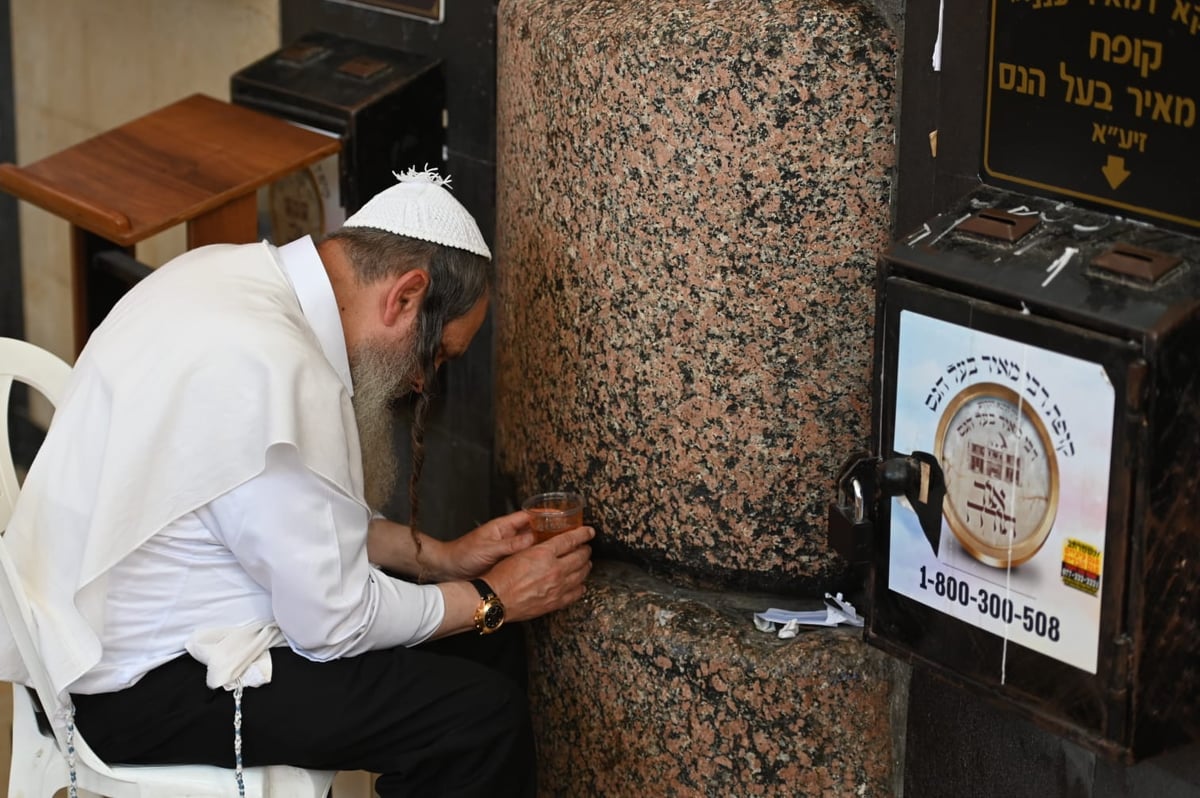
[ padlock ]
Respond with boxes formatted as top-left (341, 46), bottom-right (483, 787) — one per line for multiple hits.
top-left (827, 455), bottom-right (878, 564)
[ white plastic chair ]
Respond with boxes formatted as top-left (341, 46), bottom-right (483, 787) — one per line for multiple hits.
top-left (0, 337), bottom-right (337, 797)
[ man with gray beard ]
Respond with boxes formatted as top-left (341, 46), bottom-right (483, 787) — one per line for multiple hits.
top-left (1, 168), bottom-right (591, 797)
top-left (347, 295), bottom-right (421, 513)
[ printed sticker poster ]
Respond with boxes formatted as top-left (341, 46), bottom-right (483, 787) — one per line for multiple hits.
top-left (888, 310), bottom-right (1114, 674)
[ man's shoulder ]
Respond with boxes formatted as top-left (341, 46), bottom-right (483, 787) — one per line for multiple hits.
top-left (154, 241), bottom-right (281, 287)
top-left (82, 241), bottom-right (332, 387)
top-left (104, 242), bottom-right (295, 335)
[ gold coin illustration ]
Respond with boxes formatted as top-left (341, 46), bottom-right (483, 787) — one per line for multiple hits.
top-left (934, 382), bottom-right (1059, 568)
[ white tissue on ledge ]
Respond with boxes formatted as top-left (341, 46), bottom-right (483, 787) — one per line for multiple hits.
top-left (753, 592), bottom-right (865, 638)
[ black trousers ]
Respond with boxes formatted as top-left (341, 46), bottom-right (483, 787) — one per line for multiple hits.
top-left (71, 626), bottom-right (536, 798)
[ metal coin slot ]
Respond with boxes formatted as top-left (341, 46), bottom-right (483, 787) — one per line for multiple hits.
top-left (336, 56), bottom-right (392, 81)
top-left (1091, 243), bottom-right (1182, 284)
top-left (277, 42), bottom-right (329, 66)
top-left (957, 208), bottom-right (1039, 243)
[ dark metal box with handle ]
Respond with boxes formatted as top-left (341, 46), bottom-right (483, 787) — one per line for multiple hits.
top-left (231, 30), bottom-right (444, 217)
top-left (846, 185), bottom-right (1200, 764)
top-left (830, 0), bottom-right (1200, 764)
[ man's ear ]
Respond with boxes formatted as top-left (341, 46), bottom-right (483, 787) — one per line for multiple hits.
top-left (382, 269), bottom-right (430, 328)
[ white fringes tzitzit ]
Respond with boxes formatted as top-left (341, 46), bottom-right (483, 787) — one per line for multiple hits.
top-left (66, 703), bottom-right (79, 798)
top-left (233, 685), bottom-right (246, 798)
top-left (392, 164), bottom-right (452, 189)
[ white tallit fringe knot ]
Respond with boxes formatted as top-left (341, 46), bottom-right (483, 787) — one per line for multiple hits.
top-left (187, 623), bottom-right (286, 797)
top-left (66, 704), bottom-right (78, 798)
top-left (234, 685), bottom-right (246, 798)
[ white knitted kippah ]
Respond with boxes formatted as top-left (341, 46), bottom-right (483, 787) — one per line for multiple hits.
top-left (343, 166), bottom-right (491, 260)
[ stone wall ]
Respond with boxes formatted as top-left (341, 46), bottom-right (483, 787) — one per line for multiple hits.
top-left (495, 1), bottom-right (902, 794)
top-left (495, 0), bottom-right (897, 595)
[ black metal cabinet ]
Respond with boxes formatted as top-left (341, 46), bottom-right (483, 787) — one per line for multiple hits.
top-left (845, 185), bottom-right (1200, 763)
top-left (232, 30), bottom-right (444, 217)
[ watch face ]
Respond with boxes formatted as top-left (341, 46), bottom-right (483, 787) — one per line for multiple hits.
top-left (935, 382), bottom-right (1059, 568)
top-left (482, 601), bottom-right (504, 630)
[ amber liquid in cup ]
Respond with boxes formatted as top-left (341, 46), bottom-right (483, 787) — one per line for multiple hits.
top-left (522, 492), bottom-right (584, 543)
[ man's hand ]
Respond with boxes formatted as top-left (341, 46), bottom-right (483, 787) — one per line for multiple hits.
top-left (436, 511), bottom-right (538, 580)
top-left (367, 511), bottom-right (536, 582)
top-left (429, 523), bottom-right (594, 638)
top-left (374, 512), bottom-right (594, 638)
top-left (480, 525), bottom-right (595, 623)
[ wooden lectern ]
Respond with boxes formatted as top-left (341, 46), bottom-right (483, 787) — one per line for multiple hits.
top-left (0, 93), bottom-right (341, 354)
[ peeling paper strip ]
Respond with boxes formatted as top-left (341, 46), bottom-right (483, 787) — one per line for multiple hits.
top-left (907, 223), bottom-right (933, 246)
top-left (1041, 247), bottom-right (1078, 287)
top-left (932, 0), bottom-right (944, 71)
top-left (928, 213), bottom-right (971, 248)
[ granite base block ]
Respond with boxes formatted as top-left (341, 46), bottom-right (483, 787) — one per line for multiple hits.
top-left (526, 561), bottom-right (898, 797)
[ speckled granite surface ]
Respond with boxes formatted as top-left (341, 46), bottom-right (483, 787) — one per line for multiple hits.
top-left (494, 0), bottom-right (898, 593)
top-left (495, 4), bottom-right (902, 789)
top-left (527, 561), bottom-right (898, 797)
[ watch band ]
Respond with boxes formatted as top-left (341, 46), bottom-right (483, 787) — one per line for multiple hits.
top-left (471, 578), bottom-right (505, 635)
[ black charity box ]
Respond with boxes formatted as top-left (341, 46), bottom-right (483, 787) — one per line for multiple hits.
top-left (231, 30), bottom-right (444, 219)
top-left (850, 185), bottom-right (1199, 763)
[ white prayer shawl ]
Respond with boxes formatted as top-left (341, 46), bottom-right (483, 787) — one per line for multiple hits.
top-left (0, 242), bottom-right (367, 723)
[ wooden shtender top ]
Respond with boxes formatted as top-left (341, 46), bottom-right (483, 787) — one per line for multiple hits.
top-left (0, 93), bottom-right (341, 246)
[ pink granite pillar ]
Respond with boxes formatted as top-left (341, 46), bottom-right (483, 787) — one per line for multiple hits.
top-left (496, 1), bottom-right (901, 795)
top-left (495, 0), bottom-right (897, 592)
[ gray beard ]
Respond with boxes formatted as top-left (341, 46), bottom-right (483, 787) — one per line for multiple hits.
top-left (349, 336), bottom-right (422, 512)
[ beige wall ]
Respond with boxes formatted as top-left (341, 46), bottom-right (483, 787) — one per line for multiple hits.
top-left (11, 0), bottom-right (281, 364)
top-left (4, 8), bottom-right (379, 793)
top-left (6, 4), bottom-right (358, 794)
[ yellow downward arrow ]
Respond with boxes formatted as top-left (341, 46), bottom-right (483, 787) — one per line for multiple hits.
top-left (1102, 155), bottom-right (1131, 190)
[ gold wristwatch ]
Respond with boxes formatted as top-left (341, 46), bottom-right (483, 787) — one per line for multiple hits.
top-left (471, 578), bottom-right (506, 635)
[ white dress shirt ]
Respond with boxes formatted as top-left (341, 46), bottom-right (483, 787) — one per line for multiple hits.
top-left (70, 237), bottom-right (444, 694)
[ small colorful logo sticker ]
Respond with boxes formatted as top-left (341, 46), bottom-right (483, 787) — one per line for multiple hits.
top-left (1061, 538), bottom-right (1102, 596)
